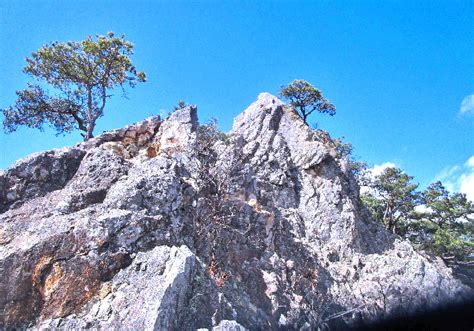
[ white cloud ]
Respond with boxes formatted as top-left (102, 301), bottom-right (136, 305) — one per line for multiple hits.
top-left (359, 162), bottom-right (396, 195)
top-left (460, 94), bottom-right (474, 115)
top-left (459, 172), bottom-right (474, 202)
top-left (414, 204), bottom-right (433, 214)
top-left (370, 162), bottom-right (396, 177)
top-left (434, 155), bottom-right (474, 201)
top-left (465, 156), bottom-right (474, 168)
top-left (435, 165), bottom-right (460, 181)
top-left (443, 180), bottom-right (456, 193)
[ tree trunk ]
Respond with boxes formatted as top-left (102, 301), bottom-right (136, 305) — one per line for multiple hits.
top-left (85, 87), bottom-right (94, 141)
top-left (383, 204), bottom-right (393, 231)
top-left (300, 106), bottom-right (308, 124)
top-left (85, 122), bottom-right (95, 141)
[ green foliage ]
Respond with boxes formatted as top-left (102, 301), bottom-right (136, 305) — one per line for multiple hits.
top-left (2, 84), bottom-right (82, 135)
top-left (408, 182), bottom-right (474, 261)
top-left (403, 219), bottom-right (473, 261)
top-left (333, 137), bottom-right (367, 176)
top-left (1, 32), bottom-right (146, 140)
top-left (174, 100), bottom-right (188, 111)
top-left (197, 118), bottom-right (231, 149)
top-left (361, 169), bottom-right (474, 262)
top-left (361, 192), bottom-right (385, 223)
top-left (279, 79), bottom-right (335, 125)
top-left (432, 228), bottom-right (474, 260)
top-left (333, 138), bottom-right (353, 160)
top-left (421, 182), bottom-right (473, 227)
top-left (365, 167), bottom-right (419, 232)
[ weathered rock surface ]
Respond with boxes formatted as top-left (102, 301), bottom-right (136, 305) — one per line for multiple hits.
top-left (0, 148), bottom-right (85, 213)
top-left (0, 94), bottom-right (471, 330)
top-left (38, 245), bottom-right (196, 330)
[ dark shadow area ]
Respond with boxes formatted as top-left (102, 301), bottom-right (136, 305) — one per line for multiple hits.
top-left (446, 260), bottom-right (474, 290)
top-left (350, 298), bottom-right (474, 331)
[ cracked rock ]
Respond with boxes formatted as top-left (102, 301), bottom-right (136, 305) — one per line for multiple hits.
top-left (0, 93), bottom-right (471, 330)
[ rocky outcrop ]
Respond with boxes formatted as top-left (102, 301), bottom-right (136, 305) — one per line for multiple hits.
top-left (38, 245), bottom-right (197, 330)
top-left (0, 148), bottom-right (85, 212)
top-left (0, 95), bottom-right (471, 330)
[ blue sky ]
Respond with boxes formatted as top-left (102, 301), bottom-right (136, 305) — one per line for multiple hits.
top-left (0, 0), bottom-right (473, 197)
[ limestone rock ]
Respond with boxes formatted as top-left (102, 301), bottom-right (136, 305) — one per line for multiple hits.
top-left (213, 320), bottom-right (248, 331)
top-left (0, 93), bottom-right (471, 330)
top-left (37, 245), bottom-right (196, 330)
top-left (0, 147), bottom-right (85, 212)
top-left (56, 147), bottom-right (130, 213)
top-left (153, 105), bottom-right (198, 155)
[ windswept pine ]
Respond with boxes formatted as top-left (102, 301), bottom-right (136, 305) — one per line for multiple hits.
top-left (1, 33), bottom-right (146, 141)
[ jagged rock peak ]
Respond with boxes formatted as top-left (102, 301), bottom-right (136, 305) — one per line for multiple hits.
top-left (154, 105), bottom-right (199, 155)
top-left (233, 92), bottom-right (285, 131)
top-left (0, 93), bottom-right (472, 330)
top-left (233, 92), bottom-right (312, 137)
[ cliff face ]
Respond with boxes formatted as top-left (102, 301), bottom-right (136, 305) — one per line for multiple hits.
top-left (0, 93), bottom-right (470, 330)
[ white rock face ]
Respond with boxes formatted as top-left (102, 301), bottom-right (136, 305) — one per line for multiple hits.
top-left (38, 245), bottom-right (196, 330)
top-left (0, 95), bottom-right (471, 330)
top-left (155, 105), bottom-right (198, 154)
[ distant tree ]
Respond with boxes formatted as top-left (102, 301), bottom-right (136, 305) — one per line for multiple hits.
top-left (421, 182), bottom-right (473, 228)
top-left (361, 167), bottom-right (419, 232)
top-left (279, 79), bottom-right (335, 125)
top-left (407, 182), bottom-right (474, 261)
top-left (361, 167), bottom-right (474, 262)
top-left (1, 32), bottom-right (146, 141)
